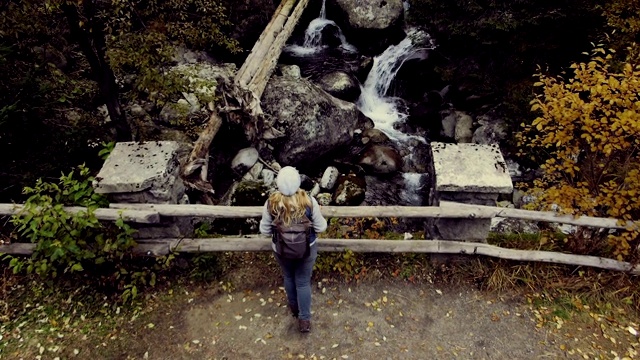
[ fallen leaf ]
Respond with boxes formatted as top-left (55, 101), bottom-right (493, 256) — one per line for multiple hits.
top-left (436, 290), bottom-right (443, 295)
top-left (332, 344), bottom-right (339, 348)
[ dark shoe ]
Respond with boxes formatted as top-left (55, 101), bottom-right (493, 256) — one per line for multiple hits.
top-left (298, 319), bottom-right (311, 333)
top-left (289, 304), bottom-right (299, 318)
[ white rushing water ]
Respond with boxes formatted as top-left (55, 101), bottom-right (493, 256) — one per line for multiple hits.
top-left (285, 0), bottom-right (356, 55)
top-left (401, 172), bottom-right (426, 205)
top-left (356, 29), bottom-right (435, 143)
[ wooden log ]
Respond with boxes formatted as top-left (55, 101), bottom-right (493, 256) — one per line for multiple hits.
top-left (108, 203), bottom-right (496, 219)
top-left (4, 235), bottom-right (639, 275)
top-left (0, 243), bottom-right (35, 255)
top-left (440, 201), bottom-right (638, 230)
top-left (247, 0), bottom-right (311, 98)
top-left (0, 241), bottom-right (176, 257)
top-left (138, 237), bottom-right (640, 275)
top-left (183, 111), bottom-right (223, 183)
top-left (0, 204), bottom-right (160, 224)
top-left (234, 0), bottom-right (296, 88)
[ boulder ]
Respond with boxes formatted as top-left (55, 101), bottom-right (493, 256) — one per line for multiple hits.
top-left (333, 0), bottom-right (404, 30)
top-left (159, 100), bottom-right (193, 125)
top-left (356, 56), bottom-right (374, 83)
top-left (171, 46), bottom-right (215, 65)
top-left (129, 104), bottom-right (148, 117)
top-left (320, 166), bottom-right (340, 190)
top-left (33, 45), bottom-right (68, 70)
top-left (317, 71), bottom-right (361, 102)
top-left (361, 128), bottom-right (389, 144)
top-left (327, 0), bottom-right (406, 54)
top-left (472, 115), bottom-right (508, 145)
top-left (440, 109), bottom-right (457, 139)
top-left (262, 75), bottom-right (360, 165)
top-left (279, 64), bottom-right (301, 78)
top-left (166, 63), bottom-right (236, 104)
top-left (224, 180), bottom-right (269, 206)
top-left (358, 145), bottom-right (403, 174)
top-left (333, 173), bottom-right (366, 205)
top-left (316, 193), bottom-right (333, 206)
top-left (231, 147), bottom-right (259, 176)
top-left (261, 169), bottom-right (276, 187)
top-left (454, 113), bottom-right (473, 143)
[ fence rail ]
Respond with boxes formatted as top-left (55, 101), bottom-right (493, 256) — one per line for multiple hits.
top-left (1, 201), bottom-right (638, 275)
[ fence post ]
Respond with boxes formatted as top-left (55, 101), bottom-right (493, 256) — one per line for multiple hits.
top-left (93, 141), bottom-right (192, 238)
top-left (428, 142), bottom-right (513, 242)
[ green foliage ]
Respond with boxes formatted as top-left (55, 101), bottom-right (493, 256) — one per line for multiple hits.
top-left (517, 46), bottom-right (640, 260)
top-left (189, 254), bottom-right (223, 282)
top-left (3, 165), bottom-right (168, 303)
top-left (98, 141), bottom-right (115, 160)
top-left (324, 217), bottom-right (400, 239)
top-left (315, 250), bottom-right (365, 280)
top-left (407, 0), bottom-right (605, 150)
top-left (602, 0), bottom-right (640, 59)
top-left (104, 0), bottom-right (240, 99)
top-left (0, 2), bottom-right (106, 202)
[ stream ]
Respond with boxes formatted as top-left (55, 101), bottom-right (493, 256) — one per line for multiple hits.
top-left (282, 0), bottom-right (434, 206)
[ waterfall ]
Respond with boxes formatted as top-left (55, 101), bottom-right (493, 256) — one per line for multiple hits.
top-left (401, 173), bottom-right (426, 206)
top-left (302, 18), bottom-right (354, 51)
top-left (356, 29), bottom-right (435, 142)
top-left (285, 0), bottom-right (355, 55)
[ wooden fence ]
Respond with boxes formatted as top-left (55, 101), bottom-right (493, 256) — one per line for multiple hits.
top-left (1, 201), bottom-right (639, 275)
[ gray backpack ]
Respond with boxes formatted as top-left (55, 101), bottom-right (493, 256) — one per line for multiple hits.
top-left (272, 206), bottom-right (313, 259)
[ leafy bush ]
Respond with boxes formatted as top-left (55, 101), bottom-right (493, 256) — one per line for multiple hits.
top-left (3, 165), bottom-right (167, 302)
top-left (105, 0), bottom-right (240, 97)
top-left (517, 47), bottom-right (640, 260)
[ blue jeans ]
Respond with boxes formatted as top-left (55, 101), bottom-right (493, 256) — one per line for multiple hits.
top-left (274, 245), bottom-right (317, 321)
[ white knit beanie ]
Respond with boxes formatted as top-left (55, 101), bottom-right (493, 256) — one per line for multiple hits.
top-left (276, 166), bottom-right (301, 196)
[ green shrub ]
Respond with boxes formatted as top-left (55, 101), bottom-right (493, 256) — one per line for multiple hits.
top-left (3, 165), bottom-right (168, 303)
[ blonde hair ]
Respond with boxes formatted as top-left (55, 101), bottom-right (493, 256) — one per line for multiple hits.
top-left (268, 189), bottom-right (312, 226)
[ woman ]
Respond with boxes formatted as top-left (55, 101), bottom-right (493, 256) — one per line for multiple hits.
top-left (259, 166), bottom-right (327, 333)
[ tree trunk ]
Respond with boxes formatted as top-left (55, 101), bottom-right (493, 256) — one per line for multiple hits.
top-left (184, 0), bottom-right (310, 196)
top-left (62, 1), bottom-right (132, 141)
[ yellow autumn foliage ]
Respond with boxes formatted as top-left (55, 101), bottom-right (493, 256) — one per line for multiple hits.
top-left (517, 48), bottom-right (640, 260)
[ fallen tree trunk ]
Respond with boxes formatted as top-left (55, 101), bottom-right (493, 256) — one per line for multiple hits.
top-left (234, 0), bottom-right (296, 88)
top-left (182, 0), bottom-right (308, 195)
top-left (247, 0), bottom-right (311, 97)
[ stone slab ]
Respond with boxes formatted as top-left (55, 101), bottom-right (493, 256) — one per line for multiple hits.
top-left (431, 142), bottom-right (513, 194)
top-left (94, 141), bottom-right (180, 194)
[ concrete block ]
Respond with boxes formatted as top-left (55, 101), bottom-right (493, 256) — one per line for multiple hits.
top-left (431, 142), bottom-right (513, 194)
top-left (94, 141), bottom-right (181, 194)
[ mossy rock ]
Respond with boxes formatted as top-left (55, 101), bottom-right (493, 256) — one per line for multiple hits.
top-left (230, 180), bottom-right (269, 206)
top-left (333, 174), bottom-right (366, 205)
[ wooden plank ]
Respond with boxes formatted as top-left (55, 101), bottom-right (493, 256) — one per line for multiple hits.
top-left (108, 203), bottom-right (497, 219)
top-left (0, 204), bottom-right (161, 224)
top-left (247, 0), bottom-right (311, 98)
top-left (440, 201), bottom-right (638, 230)
top-left (235, 0), bottom-right (297, 87)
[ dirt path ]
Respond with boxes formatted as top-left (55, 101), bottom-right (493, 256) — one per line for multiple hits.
top-left (4, 265), bottom-right (639, 360)
top-left (179, 282), bottom-right (548, 360)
